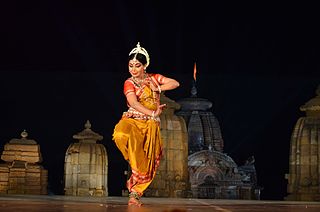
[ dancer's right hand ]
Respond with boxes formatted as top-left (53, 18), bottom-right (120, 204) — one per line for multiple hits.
top-left (154, 104), bottom-right (166, 117)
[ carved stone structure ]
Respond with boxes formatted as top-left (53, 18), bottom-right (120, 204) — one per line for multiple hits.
top-left (64, 120), bottom-right (108, 196)
top-left (177, 81), bottom-right (261, 199)
top-left (176, 82), bottom-right (224, 154)
top-left (0, 130), bottom-right (48, 194)
top-left (144, 93), bottom-right (189, 198)
top-left (286, 85), bottom-right (320, 201)
top-left (188, 150), bottom-right (259, 199)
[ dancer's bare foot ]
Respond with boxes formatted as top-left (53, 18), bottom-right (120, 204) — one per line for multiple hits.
top-left (128, 192), bottom-right (142, 207)
top-left (128, 197), bottom-right (142, 206)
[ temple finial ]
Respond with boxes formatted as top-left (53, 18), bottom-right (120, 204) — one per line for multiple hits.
top-left (85, 120), bottom-right (91, 129)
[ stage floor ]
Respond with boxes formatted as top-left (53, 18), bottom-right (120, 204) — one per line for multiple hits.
top-left (1, 195), bottom-right (320, 212)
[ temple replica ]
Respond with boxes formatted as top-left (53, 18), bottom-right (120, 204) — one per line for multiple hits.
top-left (0, 130), bottom-right (48, 194)
top-left (286, 85), bottom-right (320, 201)
top-left (144, 94), bottom-right (189, 198)
top-left (141, 65), bottom-right (261, 199)
top-left (64, 120), bottom-right (108, 196)
top-left (175, 77), bottom-right (261, 199)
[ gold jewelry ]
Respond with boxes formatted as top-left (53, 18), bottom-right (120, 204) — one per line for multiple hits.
top-left (132, 77), bottom-right (145, 84)
top-left (129, 42), bottom-right (150, 68)
top-left (128, 192), bottom-right (142, 206)
top-left (129, 191), bottom-right (140, 200)
top-left (131, 73), bottom-right (147, 86)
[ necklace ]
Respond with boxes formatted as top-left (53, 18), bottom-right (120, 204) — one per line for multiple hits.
top-left (132, 74), bottom-right (148, 87)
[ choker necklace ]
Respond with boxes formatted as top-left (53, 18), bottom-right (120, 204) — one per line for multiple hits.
top-left (132, 74), bottom-right (147, 85)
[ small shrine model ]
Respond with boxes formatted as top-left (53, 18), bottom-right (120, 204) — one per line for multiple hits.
top-left (144, 93), bottom-right (189, 198)
top-left (64, 120), bottom-right (108, 196)
top-left (286, 85), bottom-right (320, 201)
top-left (0, 130), bottom-right (48, 194)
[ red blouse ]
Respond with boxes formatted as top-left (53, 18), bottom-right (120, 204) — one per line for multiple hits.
top-left (123, 73), bottom-right (165, 97)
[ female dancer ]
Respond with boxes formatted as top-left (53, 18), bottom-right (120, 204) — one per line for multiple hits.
top-left (113, 42), bottom-right (179, 206)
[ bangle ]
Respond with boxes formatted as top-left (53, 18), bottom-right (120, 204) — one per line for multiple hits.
top-left (158, 85), bottom-right (161, 93)
top-left (151, 110), bottom-right (155, 119)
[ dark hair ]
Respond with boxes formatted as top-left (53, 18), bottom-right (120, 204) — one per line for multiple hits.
top-left (128, 53), bottom-right (147, 65)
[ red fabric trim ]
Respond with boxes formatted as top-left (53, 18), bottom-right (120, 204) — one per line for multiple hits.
top-left (127, 149), bottom-right (163, 193)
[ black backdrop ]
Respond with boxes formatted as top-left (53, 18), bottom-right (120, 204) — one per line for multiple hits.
top-left (0, 1), bottom-right (320, 200)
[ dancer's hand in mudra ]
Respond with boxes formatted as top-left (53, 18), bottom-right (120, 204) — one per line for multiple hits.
top-left (154, 104), bottom-right (166, 117)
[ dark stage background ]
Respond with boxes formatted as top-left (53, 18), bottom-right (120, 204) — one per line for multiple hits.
top-left (0, 1), bottom-right (319, 200)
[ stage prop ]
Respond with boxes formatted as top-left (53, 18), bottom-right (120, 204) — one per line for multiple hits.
top-left (176, 78), bottom-right (261, 200)
top-left (286, 85), bottom-right (320, 201)
top-left (0, 130), bottom-right (48, 194)
top-left (64, 120), bottom-right (108, 196)
top-left (144, 93), bottom-right (189, 198)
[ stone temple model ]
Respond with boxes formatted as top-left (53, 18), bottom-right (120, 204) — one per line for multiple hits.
top-left (176, 79), bottom-right (261, 199)
top-left (176, 80), bottom-right (224, 154)
top-left (144, 93), bottom-right (189, 198)
top-left (286, 85), bottom-right (320, 201)
top-left (64, 120), bottom-right (108, 196)
top-left (0, 130), bottom-right (48, 194)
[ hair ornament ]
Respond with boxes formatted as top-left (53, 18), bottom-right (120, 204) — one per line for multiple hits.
top-left (129, 42), bottom-right (150, 67)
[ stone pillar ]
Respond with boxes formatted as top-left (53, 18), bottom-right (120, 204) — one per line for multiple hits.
top-left (64, 120), bottom-right (108, 196)
top-left (144, 93), bottom-right (189, 198)
top-left (286, 85), bottom-right (320, 201)
top-left (0, 130), bottom-right (48, 194)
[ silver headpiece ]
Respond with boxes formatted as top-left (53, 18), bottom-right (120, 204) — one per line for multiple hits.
top-left (129, 42), bottom-right (150, 67)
